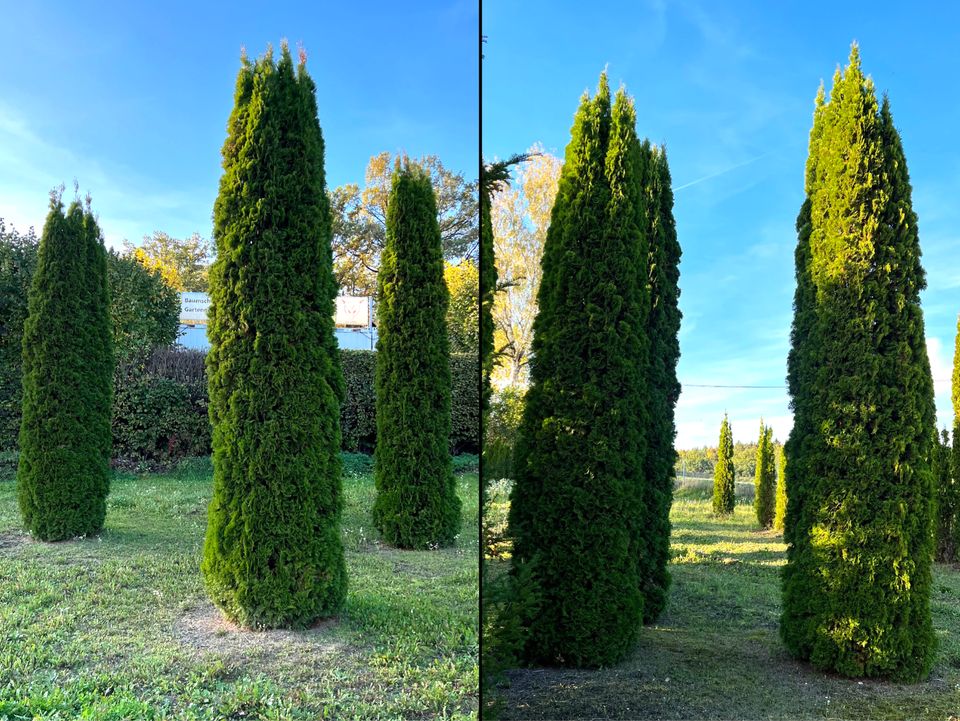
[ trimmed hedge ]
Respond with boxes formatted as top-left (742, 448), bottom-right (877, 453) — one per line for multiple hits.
top-left (342, 349), bottom-right (477, 455)
top-left (113, 347), bottom-right (477, 463)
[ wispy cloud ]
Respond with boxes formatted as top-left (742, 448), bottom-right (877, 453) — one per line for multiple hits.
top-left (0, 103), bottom-right (211, 248)
top-left (673, 151), bottom-right (773, 192)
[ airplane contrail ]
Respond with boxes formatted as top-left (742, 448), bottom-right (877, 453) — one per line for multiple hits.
top-left (673, 151), bottom-right (773, 192)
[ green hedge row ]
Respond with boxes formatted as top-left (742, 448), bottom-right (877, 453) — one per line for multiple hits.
top-left (113, 347), bottom-right (478, 463)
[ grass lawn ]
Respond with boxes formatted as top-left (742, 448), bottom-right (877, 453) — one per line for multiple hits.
top-left (0, 455), bottom-right (478, 720)
top-left (486, 483), bottom-right (960, 720)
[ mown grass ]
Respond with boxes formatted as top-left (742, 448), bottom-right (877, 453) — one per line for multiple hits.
top-left (0, 454), bottom-right (478, 720)
top-left (486, 483), bottom-right (960, 720)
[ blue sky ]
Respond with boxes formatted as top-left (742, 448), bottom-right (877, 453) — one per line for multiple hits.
top-left (0, 0), bottom-right (478, 248)
top-left (483, 0), bottom-right (960, 448)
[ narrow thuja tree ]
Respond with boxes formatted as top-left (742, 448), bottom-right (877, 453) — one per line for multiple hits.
top-left (638, 142), bottom-right (681, 621)
top-left (18, 192), bottom-right (113, 541)
top-left (712, 414), bottom-right (735, 514)
top-left (935, 428), bottom-right (956, 561)
top-left (508, 75), bottom-right (646, 667)
top-left (773, 443), bottom-right (787, 532)
top-left (754, 421), bottom-right (775, 528)
top-left (202, 45), bottom-right (347, 628)
top-left (781, 45), bottom-right (937, 681)
top-left (373, 162), bottom-right (461, 549)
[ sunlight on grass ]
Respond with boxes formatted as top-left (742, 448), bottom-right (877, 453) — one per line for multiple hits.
top-left (486, 492), bottom-right (960, 721)
top-left (0, 457), bottom-right (478, 720)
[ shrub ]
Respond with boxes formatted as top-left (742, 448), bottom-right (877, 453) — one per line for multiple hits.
top-left (18, 195), bottom-right (113, 541)
top-left (340, 349), bottom-right (477, 454)
top-left (202, 45), bottom-right (347, 628)
top-left (0, 221), bottom-right (38, 453)
top-left (112, 351), bottom-right (210, 464)
top-left (372, 162), bottom-right (461, 549)
top-left (484, 386), bottom-right (525, 482)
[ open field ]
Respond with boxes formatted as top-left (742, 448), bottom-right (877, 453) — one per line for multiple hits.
top-left (0, 455), bottom-right (478, 720)
top-left (486, 483), bottom-right (960, 720)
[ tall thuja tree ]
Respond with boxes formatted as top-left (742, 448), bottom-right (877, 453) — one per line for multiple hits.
top-left (18, 193), bottom-right (113, 541)
top-left (508, 75), bottom-right (646, 667)
top-left (639, 141), bottom-right (681, 621)
top-left (946, 313), bottom-right (960, 561)
top-left (373, 162), bottom-right (461, 549)
top-left (202, 45), bottom-right (347, 628)
top-left (754, 422), bottom-right (775, 528)
top-left (781, 45), bottom-right (937, 681)
top-left (712, 414), bottom-right (735, 514)
top-left (934, 427), bottom-right (956, 561)
top-left (773, 443), bottom-right (787, 532)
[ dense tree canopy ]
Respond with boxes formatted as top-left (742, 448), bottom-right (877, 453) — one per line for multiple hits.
top-left (331, 153), bottom-right (478, 296)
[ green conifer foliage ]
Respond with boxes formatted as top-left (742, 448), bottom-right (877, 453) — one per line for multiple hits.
top-left (639, 142), bottom-right (681, 621)
top-left (480, 173), bottom-right (497, 422)
top-left (781, 45), bottom-right (937, 681)
top-left (202, 45), bottom-right (347, 628)
top-left (18, 193), bottom-right (113, 541)
top-left (754, 422), bottom-right (775, 528)
top-left (372, 162), bottom-right (461, 549)
top-left (508, 75), bottom-right (647, 667)
top-left (944, 314), bottom-right (960, 561)
top-left (773, 443), bottom-right (787, 532)
top-left (712, 414), bottom-right (735, 514)
top-left (934, 428), bottom-right (956, 561)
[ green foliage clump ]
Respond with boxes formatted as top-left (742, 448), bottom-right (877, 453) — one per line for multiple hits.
top-left (106, 250), bottom-right (179, 362)
top-left (508, 76), bottom-right (648, 667)
top-left (483, 385), bottom-right (526, 483)
top-left (754, 422), bottom-right (775, 528)
top-left (773, 443), bottom-right (787, 532)
top-left (0, 221), bottom-right (38, 451)
top-left (18, 195), bottom-right (113, 541)
top-left (202, 45), bottom-right (347, 628)
top-left (712, 414), bottom-right (735, 515)
top-left (781, 45), bottom-right (937, 681)
top-left (372, 163), bottom-right (461, 549)
top-left (445, 259), bottom-right (478, 354)
top-left (639, 142), bottom-right (681, 621)
top-left (934, 428), bottom-right (957, 561)
top-left (112, 348), bottom-right (210, 464)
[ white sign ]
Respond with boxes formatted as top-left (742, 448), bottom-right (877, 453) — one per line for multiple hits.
top-left (335, 296), bottom-right (372, 327)
top-left (180, 292), bottom-right (211, 326)
top-left (178, 293), bottom-right (373, 328)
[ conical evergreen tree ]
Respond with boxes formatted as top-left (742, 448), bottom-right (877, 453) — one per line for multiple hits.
top-left (781, 45), bottom-right (936, 681)
top-left (18, 192), bottom-right (113, 541)
top-left (373, 162), bottom-right (461, 549)
top-left (754, 422), bottom-right (775, 528)
top-left (944, 313), bottom-right (960, 561)
top-left (639, 141), bottom-right (681, 621)
top-left (508, 75), bottom-right (647, 667)
top-left (773, 443), bottom-right (787, 532)
top-left (712, 414), bottom-right (735, 514)
top-left (202, 45), bottom-right (347, 628)
top-left (934, 428), bottom-right (956, 561)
